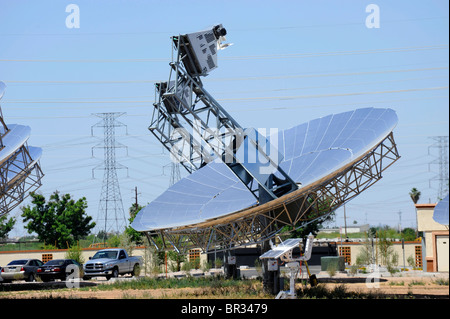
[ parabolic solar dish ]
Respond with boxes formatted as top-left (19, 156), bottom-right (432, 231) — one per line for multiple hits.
top-left (0, 81), bottom-right (44, 217)
top-left (133, 107), bottom-right (400, 251)
top-left (132, 25), bottom-right (400, 253)
top-left (433, 194), bottom-right (449, 226)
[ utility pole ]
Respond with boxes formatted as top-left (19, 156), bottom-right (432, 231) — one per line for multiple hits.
top-left (129, 186), bottom-right (141, 220)
top-left (92, 112), bottom-right (128, 240)
top-left (397, 211), bottom-right (402, 234)
top-left (135, 186), bottom-right (139, 208)
top-left (343, 204), bottom-right (348, 239)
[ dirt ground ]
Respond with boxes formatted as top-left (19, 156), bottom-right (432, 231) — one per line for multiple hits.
top-left (317, 274), bottom-right (449, 297)
top-left (1, 286), bottom-right (205, 299)
top-left (0, 273), bottom-right (448, 299)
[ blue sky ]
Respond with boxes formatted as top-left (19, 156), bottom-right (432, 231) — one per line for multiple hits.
top-left (0, 0), bottom-right (448, 237)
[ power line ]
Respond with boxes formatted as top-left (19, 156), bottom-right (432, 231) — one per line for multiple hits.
top-left (206, 67), bottom-right (449, 83)
top-left (3, 74), bottom-right (446, 104)
top-left (217, 86), bottom-right (448, 102)
top-left (0, 45), bottom-right (447, 63)
top-left (1, 86), bottom-right (447, 105)
top-left (2, 66), bottom-right (447, 85)
top-left (0, 16), bottom-right (446, 37)
top-left (221, 45), bottom-right (449, 60)
top-left (4, 95), bottom-right (447, 115)
top-left (211, 75), bottom-right (449, 95)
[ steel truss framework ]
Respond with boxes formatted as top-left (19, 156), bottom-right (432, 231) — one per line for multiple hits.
top-left (1, 84), bottom-right (43, 217)
top-left (144, 132), bottom-right (400, 253)
top-left (0, 141), bottom-right (43, 217)
top-left (148, 32), bottom-right (297, 202)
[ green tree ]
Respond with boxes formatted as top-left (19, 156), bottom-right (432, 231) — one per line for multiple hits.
top-left (402, 227), bottom-right (417, 241)
top-left (125, 203), bottom-right (144, 244)
top-left (355, 232), bottom-right (375, 266)
top-left (409, 187), bottom-right (421, 204)
top-left (378, 229), bottom-right (399, 273)
top-left (167, 250), bottom-right (186, 272)
top-left (409, 187), bottom-right (421, 238)
top-left (21, 191), bottom-right (96, 248)
top-left (0, 214), bottom-right (16, 240)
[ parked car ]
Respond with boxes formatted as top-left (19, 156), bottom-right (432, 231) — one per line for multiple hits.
top-left (1, 259), bottom-right (44, 283)
top-left (36, 259), bottom-right (81, 282)
top-left (83, 248), bottom-right (142, 280)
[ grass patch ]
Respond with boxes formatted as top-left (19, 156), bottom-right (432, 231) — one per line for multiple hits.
top-left (389, 281), bottom-right (405, 286)
top-left (96, 277), bottom-right (396, 299)
top-left (433, 278), bottom-right (449, 286)
top-left (408, 280), bottom-right (426, 287)
top-left (95, 276), bottom-right (249, 290)
top-left (91, 276), bottom-right (270, 299)
top-left (90, 276), bottom-right (269, 298)
top-left (297, 284), bottom-right (387, 299)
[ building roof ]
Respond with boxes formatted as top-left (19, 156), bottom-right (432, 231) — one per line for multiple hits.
top-left (415, 203), bottom-right (436, 208)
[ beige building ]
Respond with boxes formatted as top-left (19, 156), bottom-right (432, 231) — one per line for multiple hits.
top-left (416, 203), bottom-right (449, 272)
top-left (337, 239), bottom-right (423, 269)
top-left (333, 202), bottom-right (448, 273)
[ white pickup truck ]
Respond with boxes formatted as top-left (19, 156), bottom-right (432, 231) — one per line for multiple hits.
top-left (83, 248), bottom-right (142, 280)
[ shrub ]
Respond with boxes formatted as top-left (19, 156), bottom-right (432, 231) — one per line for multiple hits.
top-left (349, 265), bottom-right (359, 276)
top-left (407, 256), bottom-right (416, 268)
top-left (201, 260), bottom-right (212, 272)
top-left (327, 263), bottom-right (337, 277)
top-left (214, 258), bottom-right (224, 269)
top-left (434, 278), bottom-right (449, 286)
top-left (65, 243), bottom-right (85, 265)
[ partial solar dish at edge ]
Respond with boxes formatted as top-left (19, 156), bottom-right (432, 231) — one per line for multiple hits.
top-left (433, 194), bottom-right (449, 226)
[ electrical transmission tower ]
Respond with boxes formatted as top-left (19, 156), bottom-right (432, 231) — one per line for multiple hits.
top-left (169, 162), bottom-right (181, 187)
top-left (92, 112), bottom-right (128, 238)
top-left (428, 136), bottom-right (449, 201)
